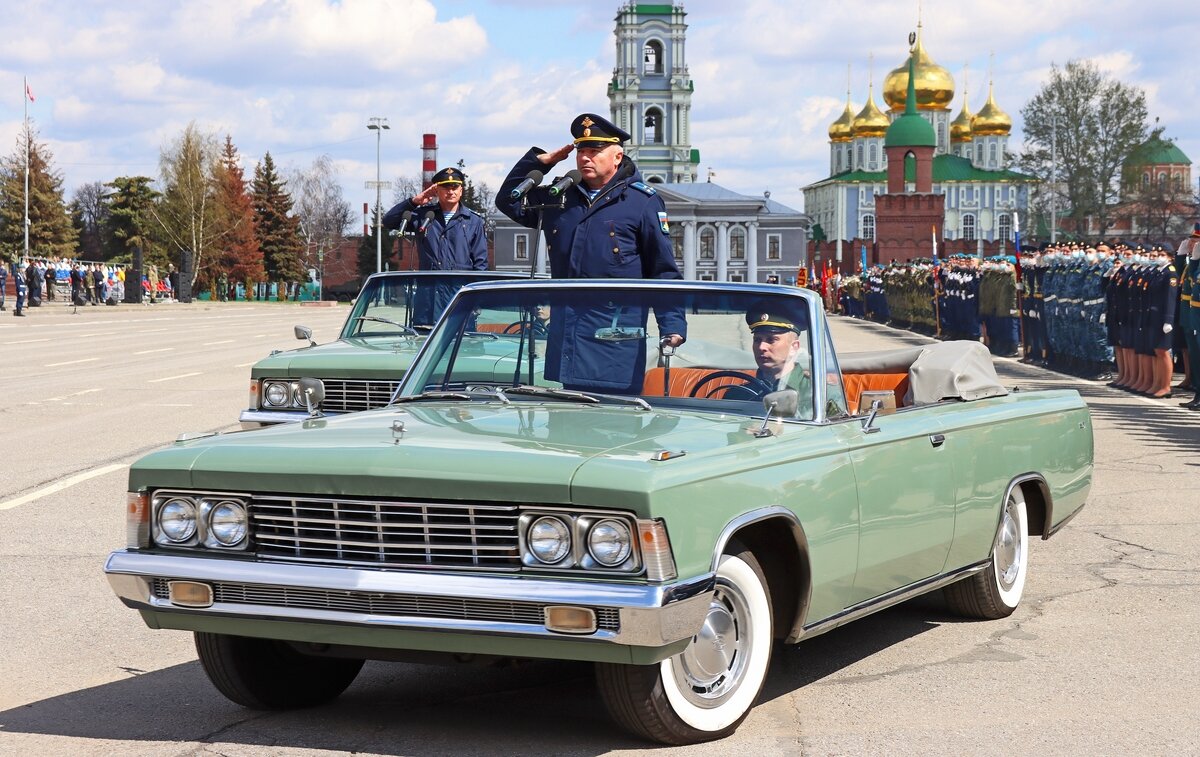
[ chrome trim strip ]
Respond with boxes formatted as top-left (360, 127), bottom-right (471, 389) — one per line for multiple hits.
top-left (105, 551), bottom-right (714, 647)
top-left (1046, 500), bottom-right (1083, 538)
top-left (239, 409), bottom-right (329, 429)
top-left (1004, 472), bottom-right (1050, 538)
top-left (798, 558), bottom-right (991, 640)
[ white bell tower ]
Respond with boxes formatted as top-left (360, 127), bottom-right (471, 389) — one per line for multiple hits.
top-left (608, 3), bottom-right (698, 183)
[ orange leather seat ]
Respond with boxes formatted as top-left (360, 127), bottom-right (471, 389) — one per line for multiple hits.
top-left (642, 367), bottom-right (756, 398)
top-left (842, 373), bottom-right (910, 412)
top-left (474, 323), bottom-right (510, 333)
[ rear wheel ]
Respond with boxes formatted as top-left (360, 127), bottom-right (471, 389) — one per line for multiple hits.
top-left (944, 487), bottom-right (1029, 619)
top-left (596, 547), bottom-right (773, 745)
top-left (194, 632), bottom-right (364, 709)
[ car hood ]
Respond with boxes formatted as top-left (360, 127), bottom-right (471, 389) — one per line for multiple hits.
top-left (250, 337), bottom-right (425, 379)
top-left (131, 402), bottom-right (799, 508)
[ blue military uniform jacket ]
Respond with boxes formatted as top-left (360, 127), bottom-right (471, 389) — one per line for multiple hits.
top-left (382, 201), bottom-right (488, 271)
top-left (496, 148), bottom-right (686, 392)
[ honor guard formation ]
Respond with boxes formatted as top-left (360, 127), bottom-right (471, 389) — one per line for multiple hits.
top-left (834, 223), bottom-right (1200, 409)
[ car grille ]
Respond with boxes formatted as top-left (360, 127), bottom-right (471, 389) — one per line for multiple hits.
top-left (319, 379), bottom-right (401, 413)
top-left (250, 495), bottom-right (521, 570)
top-left (151, 578), bottom-right (620, 631)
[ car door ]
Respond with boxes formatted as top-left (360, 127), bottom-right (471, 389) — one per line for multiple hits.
top-left (844, 409), bottom-right (955, 604)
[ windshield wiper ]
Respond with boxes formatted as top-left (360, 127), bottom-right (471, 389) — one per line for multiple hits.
top-left (392, 391), bottom-right (473, 404)
top-left (353, 316), bottom-right (418, 336)
top-left (507, 385), bottom-right (651, 411)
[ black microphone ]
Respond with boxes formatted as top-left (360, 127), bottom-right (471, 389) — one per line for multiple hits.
top-left (509, 170), bottom-right (544, 200)
top-left (421, 210), bottom-right (436, 231)
top-left (396, 210), bottom-right (413, 234)
top-left (548, 169), bottom-right (583, 197)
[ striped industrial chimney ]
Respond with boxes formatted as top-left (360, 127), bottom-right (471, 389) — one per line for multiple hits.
top-left (422, 134), bottom-right (437, 187)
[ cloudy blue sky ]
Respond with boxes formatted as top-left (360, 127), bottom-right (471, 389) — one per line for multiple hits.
top-left (1, 0), bottom-right (1196, 221)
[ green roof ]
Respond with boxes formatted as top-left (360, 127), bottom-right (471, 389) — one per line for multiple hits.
top-left (1126, 136), bottom-right (1190, 166)
top-left (636, 4), bottom-right (675, 14)
top-left (690, 148), bottom-right (700, 164)
top-left (885, 114), bottom-right (936, 148)
top-left (809, 154), bottom-right (1037, 187)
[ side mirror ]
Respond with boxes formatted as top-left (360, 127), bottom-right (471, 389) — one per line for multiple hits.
top-left (762, 389), bottom-right (798, 418)
top-left (294, 325), bottom-right (316, 347)
top-left (296, 377), bottom-right (325, 418)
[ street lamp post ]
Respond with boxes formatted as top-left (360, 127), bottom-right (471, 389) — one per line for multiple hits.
top-left (1050, 115), bottom-right (1058, 244)
top-left (366, 117), bottom-right (391, 273)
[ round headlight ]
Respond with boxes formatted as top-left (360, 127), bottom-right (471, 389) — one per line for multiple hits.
top-left (159, 499), bottom-right (197, 542)
top-left (264, 382), bottom-right (290, 407)
top-left (528, 516), bottom-right (571, 564)
top-left (587, 519), bottom-right (632, 566)
top-left (209, 501), bottom-right (248, 546)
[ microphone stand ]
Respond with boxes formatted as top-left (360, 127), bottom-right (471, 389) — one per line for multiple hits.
top-left (521, 192), bottom-right (566, 278)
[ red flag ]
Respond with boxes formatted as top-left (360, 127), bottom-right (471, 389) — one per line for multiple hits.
top-left (25, 82), bottom-right (35, 102)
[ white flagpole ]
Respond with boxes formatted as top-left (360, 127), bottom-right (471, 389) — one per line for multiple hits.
top-left (23, 76), bottom-right (30, 259)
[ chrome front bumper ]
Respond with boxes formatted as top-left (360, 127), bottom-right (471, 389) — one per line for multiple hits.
top-left (105, 551), bottom-right (715, 648)
top-left (238, 409), bottom-right (330, 429)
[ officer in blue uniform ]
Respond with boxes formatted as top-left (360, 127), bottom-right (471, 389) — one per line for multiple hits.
top-left (496, 113), bottom-right (686, 392)
top-left (383, 166), bottom-right (488, 272)
top-left (13, 259), bottom-right (27, 316)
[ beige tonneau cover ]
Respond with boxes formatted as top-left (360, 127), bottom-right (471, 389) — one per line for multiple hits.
top-left (840, 341), bottom-right (1007, 406)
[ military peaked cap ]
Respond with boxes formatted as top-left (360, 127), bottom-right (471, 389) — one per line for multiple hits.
top-left (432, 167), bottom-right (465, 186)
top-left (571, 113), bottom-right (631, 149)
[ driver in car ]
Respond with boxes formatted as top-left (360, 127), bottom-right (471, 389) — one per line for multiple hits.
top-left (744, 301), bottom-right (810, 400)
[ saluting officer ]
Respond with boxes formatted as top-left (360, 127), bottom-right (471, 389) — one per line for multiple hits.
top-left (383, 166), bottom-right (488, 271)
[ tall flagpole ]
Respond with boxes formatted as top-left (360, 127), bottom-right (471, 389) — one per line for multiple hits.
top-left (23, 76), bottom-right (30, 259)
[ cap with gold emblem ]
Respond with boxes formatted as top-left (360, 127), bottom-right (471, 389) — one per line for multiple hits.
top-left (745, 300), bottom-right (809, 335)
top-left (431, 167), bottom-right (465, 186)
top-left (571, 113), bottom-right (631, 149)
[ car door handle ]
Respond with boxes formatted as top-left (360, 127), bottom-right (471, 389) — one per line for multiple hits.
top-left (929, 434), bottom-right (946, 447)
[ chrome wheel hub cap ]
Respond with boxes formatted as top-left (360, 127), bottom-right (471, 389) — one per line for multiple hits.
top-left (672, 581), bottom-right (750, 708)
top-left (995, 501), bottom-right (1022, 590)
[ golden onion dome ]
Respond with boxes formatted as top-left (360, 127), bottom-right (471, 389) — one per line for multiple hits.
top-left (950, 92), bottom-right (974, 142)
top-left (828, 97), bottom-right (856, 143)
top-left (882, 31), bottom-right (955, 112)
top-left (851, 87), bottom-right (890, 138)
top-left (972, 83), bottom-right (1012, 136)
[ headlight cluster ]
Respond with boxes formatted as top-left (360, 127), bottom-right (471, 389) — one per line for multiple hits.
top-left (519, 511), bottom-right (639, 572)
top-left (151, 492), bottom-right (250, 550)
top-left (261, 380), bottom-right (302, 409)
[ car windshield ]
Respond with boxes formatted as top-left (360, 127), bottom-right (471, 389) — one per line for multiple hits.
top-left (342, 273), bottom-right (521, 338)
top-left (399, 282), bottom-right (826, 420)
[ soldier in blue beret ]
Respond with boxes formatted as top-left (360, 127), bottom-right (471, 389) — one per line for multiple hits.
top-left (383, 166), bottom-right (488, 272)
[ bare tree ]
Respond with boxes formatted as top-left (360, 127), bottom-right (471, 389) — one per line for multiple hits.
top-left (70, 180), bottom-right (109, 260)
top-left (288, 155), bottom-right (352, 279)
top-left (154, 122), bottom-right (221, 273)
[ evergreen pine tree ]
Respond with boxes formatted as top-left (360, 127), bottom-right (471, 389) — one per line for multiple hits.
top-left (104, 176), bottom-right (161, 264)
top-left (0, 123), bottom-right (79, 262)
top-left (211, 136), bottom-right (264, 292)
top-left (251, 152), bottom-right (305, 297)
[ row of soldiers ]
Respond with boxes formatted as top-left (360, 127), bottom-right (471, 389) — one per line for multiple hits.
top-left (838, 233), bottom-right (1198, 398)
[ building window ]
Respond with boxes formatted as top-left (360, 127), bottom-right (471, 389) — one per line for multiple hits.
top-left (1176, 174), bottom-right (1184, 192)
top-left (699, 271), bottom-right (715, 281)
top-left (1159, 173), bottom-right (1167, 188)
top-left (730, 227), bottom-right (746, 260)
top-left (998, 214), bottom-right (1012, 243)
top-left (976, 144), bottom-right (983, 163)
top-left (989, 143), bottom-right (997, 164)
top-left (861, 214), bottom-right (875, 241)
top-left (767, 234), bottom-right (781, 260)
top-left (670, 226), bottom-right (684, 261)
top-left (700, 227), bottom-right (715, 259)
top-left (869, 143), bottom-right (877, 164)
top-left (643, 40), bottom-right (664, 75)
top-left (1142, 172), bottom-right (1150, 187)
top-left (644, 108), bottom-right (663, 144)
top-left (728, 272), bottom-right (745, 282)
top-left (515, 233), bottom-right (529, 260)
top-left (962, 214), bottom-right (976, 242)
top-left (856, 143), bottom-right (863, 167)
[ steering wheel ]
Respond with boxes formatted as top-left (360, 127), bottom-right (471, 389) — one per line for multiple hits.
top-left (688, 370), bottom-right (774, 400)
top-left (503, 320), bottom-right (548, 337)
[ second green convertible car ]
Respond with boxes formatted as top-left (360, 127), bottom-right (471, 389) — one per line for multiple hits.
top-left (107, 280), bottom-right (1092, 745)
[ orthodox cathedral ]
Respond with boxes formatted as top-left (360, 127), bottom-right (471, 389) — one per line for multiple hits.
top-left (803, 25), bottom-right (1035, 265)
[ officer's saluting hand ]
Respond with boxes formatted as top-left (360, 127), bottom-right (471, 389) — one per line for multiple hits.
top-left (497, 112), bottom-right (684, 349)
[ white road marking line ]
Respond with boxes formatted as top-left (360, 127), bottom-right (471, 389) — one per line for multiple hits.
top-left (235, 361), bottom-right (256, 368)
top-left (45, 357), bottom-right (100, 367)
top-left (4, 338), bottom-right (51, 344)
top-left (46, 388), bottom-right (101, 402)
top-left (0, 463), bottom-right (128, 511)
top-left (203, 339), bottom-right (235, 346)
top-left (149, 372), bottom-right (202, 383)
top-left (133, 347), bottom-right (174, 355)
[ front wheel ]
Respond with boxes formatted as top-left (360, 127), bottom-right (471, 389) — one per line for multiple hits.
top-left (944, 486), bottom-right (1029, 619)
top-left (194, 632), bottom-right (364, 709)
top-left (596, 547), bottom-right (773, 745)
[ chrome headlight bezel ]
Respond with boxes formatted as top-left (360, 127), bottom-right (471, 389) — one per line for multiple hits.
top-left (151, 491), bottom-right (252, 551)
top-left (518, 509), bottom-right (642, 573)
top-left (203, 499), bottom-right (249, 548)
top-left (262, 381), bottom-right (292, 408)
top-left (154, 497), bottom-right (198, 545)
top-left (525, 515), bottom-right (573, 566)
top-left (585, 518), bottom-right (633, 567)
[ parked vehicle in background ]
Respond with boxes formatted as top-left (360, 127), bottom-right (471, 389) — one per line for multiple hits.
top-left (108, 280), bottom-right (1093, 745)
top-left (240, 270), bottom-right (532, 428)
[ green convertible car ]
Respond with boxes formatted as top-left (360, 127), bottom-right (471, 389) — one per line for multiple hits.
top-left (106, 280), bottom-right (1092, 745)
top-left (240, 270), bottom-right (532, 428)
